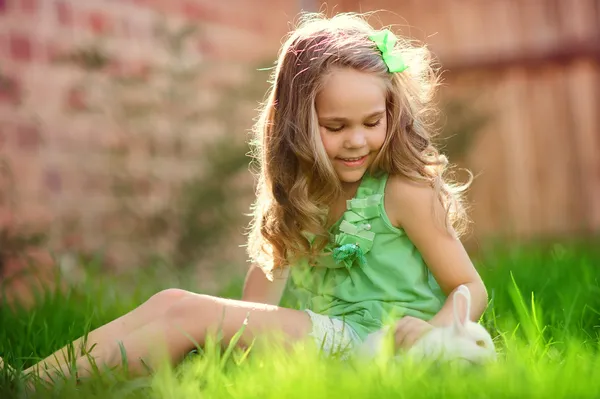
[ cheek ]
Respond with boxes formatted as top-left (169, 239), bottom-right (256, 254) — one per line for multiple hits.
top-left (370, 123), bottom-right (388, 149)
top-left (319, 130), bottom-right (339, 157)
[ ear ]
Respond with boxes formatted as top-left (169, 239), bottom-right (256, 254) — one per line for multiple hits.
top-left (452, 285), bottom-right (471, 333)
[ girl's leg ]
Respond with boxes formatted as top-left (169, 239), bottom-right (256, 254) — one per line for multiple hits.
top-left (33, 293), bottom-right (311, 382)
top-left (24, 288), bottom-right (189, 377)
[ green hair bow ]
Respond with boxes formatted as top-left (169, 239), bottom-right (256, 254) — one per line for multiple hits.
top-left (369, 29), bottom-right (408, 73)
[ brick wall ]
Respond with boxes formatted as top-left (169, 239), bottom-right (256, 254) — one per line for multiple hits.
top-left (0, 0), bottom-right (302, 288)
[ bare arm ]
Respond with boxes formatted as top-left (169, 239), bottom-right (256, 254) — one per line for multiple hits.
top-left (388, 175), bottom-right (488, 326)
top-left (241, 265), bottom-right (289, 306)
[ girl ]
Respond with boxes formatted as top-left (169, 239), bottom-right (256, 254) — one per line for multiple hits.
top-left (5, 11), bottom-right (488, 382)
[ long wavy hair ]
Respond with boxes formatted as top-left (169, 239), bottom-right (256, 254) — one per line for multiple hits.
top-left (246, 12), bottom-right (471, 278)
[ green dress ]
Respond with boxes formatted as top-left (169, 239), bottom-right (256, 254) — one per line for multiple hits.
top-left (288, 172), bottom-right (447, 340)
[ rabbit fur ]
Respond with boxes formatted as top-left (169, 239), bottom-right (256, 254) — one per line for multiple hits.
top-left (356, 284), bottom-right (497, 365)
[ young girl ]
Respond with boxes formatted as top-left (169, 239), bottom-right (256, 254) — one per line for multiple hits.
top-left (6, 11), bottom-right (488, 382)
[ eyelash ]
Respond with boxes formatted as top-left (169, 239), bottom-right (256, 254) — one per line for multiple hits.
top-left (324, 119), bottom-right (382, 132)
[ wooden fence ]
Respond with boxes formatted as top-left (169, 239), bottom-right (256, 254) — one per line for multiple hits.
top-left (330, 0), bottom-right (600, 239)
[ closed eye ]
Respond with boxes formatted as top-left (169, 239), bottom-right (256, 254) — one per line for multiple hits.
top-left (324, 125), bottom-right (344, 132)
top-left (322, 119), bottom-right (382, 132)
top-left (365, 119), bottom-right (382, 128)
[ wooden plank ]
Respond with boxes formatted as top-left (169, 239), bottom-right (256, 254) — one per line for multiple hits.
top-left (462, 74), bottom-right (508, 236)
top-left (558, 0), bottom-right (598, 42)
top-left (566, 61), bottom-right (600, 232)
top-left (441, 40), bottom-right (600, 75)
top-left (550, 66), bottom-right (580, 234)
top-left (498, 68), bottom-right (534, 236)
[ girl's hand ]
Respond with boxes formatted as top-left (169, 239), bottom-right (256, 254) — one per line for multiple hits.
top-left (393, 316), bottom-right (434, 350)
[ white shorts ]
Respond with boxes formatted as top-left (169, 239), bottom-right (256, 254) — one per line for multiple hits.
top-left (304, 309), bottom-right (362, 359)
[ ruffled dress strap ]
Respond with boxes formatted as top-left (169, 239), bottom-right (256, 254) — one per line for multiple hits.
top-left (318, 172), bottom-right (388, 270)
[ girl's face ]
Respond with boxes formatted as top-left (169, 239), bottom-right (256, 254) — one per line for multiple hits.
top-left (315, 67), bottom-right (387, 190)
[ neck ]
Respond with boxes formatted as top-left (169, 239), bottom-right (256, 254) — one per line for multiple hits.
top-left (340, 179), bottom-right (362, 200)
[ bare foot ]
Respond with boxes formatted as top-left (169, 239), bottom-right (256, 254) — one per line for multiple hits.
top-left (0, 356), bottom-right (11, 371)
top-left (0, 356), bottom-right (19, 375)
top-left (1, 356), bottom-right (39, 393)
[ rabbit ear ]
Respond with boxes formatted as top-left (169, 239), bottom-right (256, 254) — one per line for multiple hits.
top-left (452, 285), bottom-right (471, 333)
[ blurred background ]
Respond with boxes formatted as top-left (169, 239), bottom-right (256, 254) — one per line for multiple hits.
top-left (0, 0), bottom-right (598, 305)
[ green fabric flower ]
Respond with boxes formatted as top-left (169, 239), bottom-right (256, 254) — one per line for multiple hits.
top-left (333, 243), bottom-right (367, 269)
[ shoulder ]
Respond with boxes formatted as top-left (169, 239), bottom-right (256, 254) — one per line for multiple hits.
top-left (384, 173), bottom-right (442, 230)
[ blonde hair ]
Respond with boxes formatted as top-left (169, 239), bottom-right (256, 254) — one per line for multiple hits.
top-left (246, 12), bottom-right (471, 276)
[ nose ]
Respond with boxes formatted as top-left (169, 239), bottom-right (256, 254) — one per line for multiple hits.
top-left (343, 128), bottom-right (367, 149)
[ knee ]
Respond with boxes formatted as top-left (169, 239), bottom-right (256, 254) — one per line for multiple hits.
top-left (165, 294), bottom-right (223, 325)
top-left (148, 288), bottom-right (190, 308)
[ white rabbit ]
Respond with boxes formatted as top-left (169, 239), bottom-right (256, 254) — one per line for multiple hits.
top-left (357, 284), bottom-right (497, 365)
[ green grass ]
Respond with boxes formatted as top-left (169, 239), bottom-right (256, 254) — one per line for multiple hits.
top-left (1, 239), bottom-right (600, 398)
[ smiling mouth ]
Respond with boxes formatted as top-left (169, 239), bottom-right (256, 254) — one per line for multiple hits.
top-left (339, 155), bottom-right (368, 162)
top-left (337, 154), bottom-right (369, 167)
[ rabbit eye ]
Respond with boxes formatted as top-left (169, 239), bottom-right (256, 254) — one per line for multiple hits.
top-left (476, 340), bottom-right (486, 347)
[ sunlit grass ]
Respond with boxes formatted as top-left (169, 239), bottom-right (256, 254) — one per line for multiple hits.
top-left (1, 239), bottom-right (599, 398)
